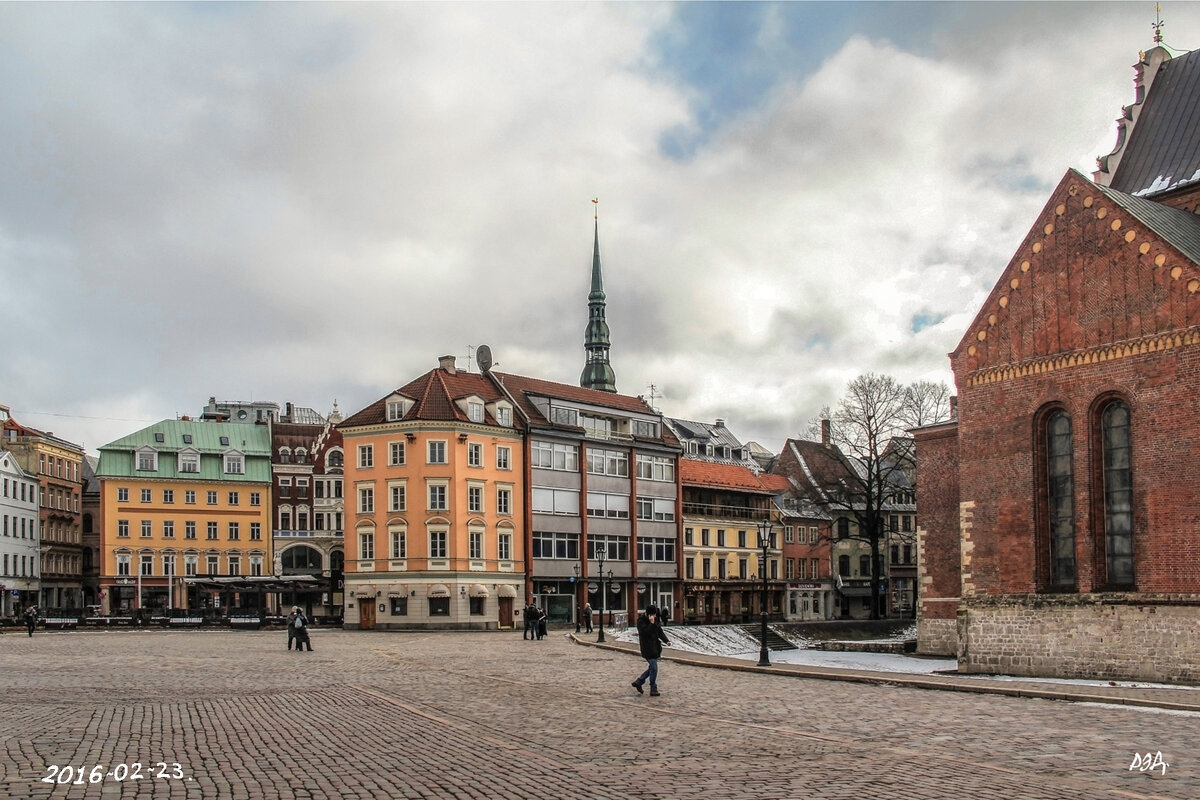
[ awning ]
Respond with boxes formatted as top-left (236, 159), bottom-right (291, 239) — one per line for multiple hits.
top-left (352, 583), bottom-right (378, 599)
top-left (387, 584), bottom-right (408, 598)
top-left (468, 583), bottom-right (490, 598)
top-left (497, 584), bottom-right (519, 598)
top-left (428, 583), bottom-right (450, 598)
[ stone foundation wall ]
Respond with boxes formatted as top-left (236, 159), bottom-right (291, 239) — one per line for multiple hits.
top-left (917, 618), bottom-right (958, 657)
top-left (958, 594), bottom-right (1200, 684)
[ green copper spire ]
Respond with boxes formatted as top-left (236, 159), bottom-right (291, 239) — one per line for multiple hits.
top-left (581, 206), bottom-right (617, 392)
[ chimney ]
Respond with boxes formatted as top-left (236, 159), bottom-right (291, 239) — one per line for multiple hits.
top-left (438, 355), bottom-right (457, 375)
top-left (285, 402), bottom-right (294, 419)
top-left (714, 418), bottom-right (726, 428)
top-left (821, 418), bottom-right (830, 447)
top-left (181, 415), bottom-right (191, 422)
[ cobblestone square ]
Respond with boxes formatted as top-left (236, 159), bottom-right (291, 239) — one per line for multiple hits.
top-left (1, 629), bottom-right (1195, 799)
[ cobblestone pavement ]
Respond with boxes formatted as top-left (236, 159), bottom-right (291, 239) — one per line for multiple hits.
top-left (0, 628), bottom-right (1195, 799)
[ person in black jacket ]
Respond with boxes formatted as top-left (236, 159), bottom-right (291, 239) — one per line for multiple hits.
top-left (631, 605), bottom-right (669, 697)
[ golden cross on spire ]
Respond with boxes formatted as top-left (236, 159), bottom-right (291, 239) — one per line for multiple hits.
top-left (1152, 3), bottom-right (1164, 44)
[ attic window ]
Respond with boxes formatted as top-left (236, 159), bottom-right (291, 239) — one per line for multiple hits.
top-left (220, 436), bottom-right (230, 446)
top-left (154, 433), bottom-right (165, 443)
top-left (182, 434), bottom-right (193, 444)
top-left (497, 406), bottom-right (513, 427)
top-left (632, 420), bottom-right (658, 438)
top-left (468, 402), bottom-right (484, 423)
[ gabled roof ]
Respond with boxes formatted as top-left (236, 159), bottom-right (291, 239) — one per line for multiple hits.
top-left (680, 459), bottom-right (773, 493)
top-left (756, 473), bottom-right (795, 493)
top-left (1, 416), bottom-right (85, 452)
top-left (340, 367), bottom-right (521, 430)
top-left (1106, 47), bottom-right (1200, 198)
top-left (951, 169), bottom-right (1200, 378)
top-left (773, 438), bottom-right (858, 504)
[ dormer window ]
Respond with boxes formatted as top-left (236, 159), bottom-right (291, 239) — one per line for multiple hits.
top-left (295, 448), bottom-right (306, 464)
top-left (224, 451), bottom-right (245, 475)
top-left (632, 419), bottom-right (658, 438)
top-left (468, 401), bottom-right (484, 423)
top-left (279, 447), bottom-right (291, 464)
top-left (705, 444), bottom-right (714, 456)
top-left (386, 394), bottom-right (413, 422)
top-left (135, 448), bottom-right (158, 472)
top-left (182, 434), bottom-right (193, 445)
top-left (722, 446), bottom-right (731, 459)
top-left (178, 449), bottom-right (200, 474)
top-left (154, 432), bottom-right (165, 443)
top-left (496, 405), bottom-right (513, 427)
top-left (551, 406), bottom-right (578, 426)
top-left (688, 442), bottom-right (698, 455)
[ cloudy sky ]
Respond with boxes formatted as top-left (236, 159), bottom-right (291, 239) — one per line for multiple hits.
top-left (3, 2), bottom-right (1197, 455)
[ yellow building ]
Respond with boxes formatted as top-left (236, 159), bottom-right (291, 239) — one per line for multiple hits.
top-left (339, 355), bottom-right (525, 630)
top-left (97, 420), bottom-right (272, 614)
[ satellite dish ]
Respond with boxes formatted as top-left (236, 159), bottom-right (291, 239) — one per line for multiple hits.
top-left (477, 344), bottom-right (493, 373)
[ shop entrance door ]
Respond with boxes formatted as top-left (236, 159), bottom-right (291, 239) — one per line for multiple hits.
top-left (498, 597), bottom-right (513, 628)
top-left (359, 601), bottom-right (376, 630)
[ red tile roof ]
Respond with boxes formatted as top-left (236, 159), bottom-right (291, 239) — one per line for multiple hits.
top-left (756, 473), bottom-right (795, 492)
top-left (680, 459), bottom-right (773, 493)
top-left (340, 368), bottom-right (521, 429)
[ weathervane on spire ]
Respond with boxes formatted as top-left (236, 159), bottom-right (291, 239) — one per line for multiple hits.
top-left (1152, 3), bottom-right (1164, 44)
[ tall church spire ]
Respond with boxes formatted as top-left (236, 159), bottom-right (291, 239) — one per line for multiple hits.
top-left (580, 200), bottom-right (617, 392)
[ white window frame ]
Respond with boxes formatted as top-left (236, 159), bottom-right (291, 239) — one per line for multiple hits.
top-left (389, 441), bottom-right (406, 466)
top-left (496, 445), bottom-right (511, 470)
top-left (428, 440), bottom-right (447, 465)
top-left (358, 444), bottom-right (374, 469)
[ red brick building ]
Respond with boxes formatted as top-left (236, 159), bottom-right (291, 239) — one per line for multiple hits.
top-left (915, 44), bottom-right (1200, 682)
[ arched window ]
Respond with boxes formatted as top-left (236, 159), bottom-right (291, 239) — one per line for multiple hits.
top-left (1044, 410), bottom-right (1076, 588)
top-left (281, 545), bottom-right (322, 571)
top-left (1099, 400), bottom-right (1134, 587)
top-left (328, 450), bottom-right (344, 468)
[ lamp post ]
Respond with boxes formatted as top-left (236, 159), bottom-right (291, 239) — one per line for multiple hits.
top-left (573, 561), bottom-right (583, 633)
top-left (756, 518), bottom-right (772, 667)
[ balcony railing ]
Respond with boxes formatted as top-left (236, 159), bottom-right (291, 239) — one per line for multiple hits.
top-left (273, 530), bottom-right (343, 538)
top-left (682, 502), bottom-right (768, 521)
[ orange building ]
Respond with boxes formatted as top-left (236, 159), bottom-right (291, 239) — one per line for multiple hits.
top-left (339, 356), bottom-right (525, 630)
top-left (96, 420), bottom-right (273, 614)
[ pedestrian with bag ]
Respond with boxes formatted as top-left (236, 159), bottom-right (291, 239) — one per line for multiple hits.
top-left (582, 601), bottom-right (593, 633)
top-left (631, 605), bottom-right (669, 697)
top-left (290, 606), bottom-right (313, 652)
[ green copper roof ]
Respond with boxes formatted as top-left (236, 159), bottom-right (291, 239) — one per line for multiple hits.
top-left (582, 217), bottom-right (617, 392)
top-left (97, 420), bottom-right (271, 482)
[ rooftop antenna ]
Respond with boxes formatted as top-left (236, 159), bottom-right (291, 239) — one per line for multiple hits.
top-left (465, 345), bottom-right (475, 373)
top-left (1152, 3), bottom-right (1164, 44)
top-left (646, 383), bottom-right (662, 412)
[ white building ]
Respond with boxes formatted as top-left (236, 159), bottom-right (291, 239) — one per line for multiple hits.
top-left (0, 447), bottom-right (40, 617)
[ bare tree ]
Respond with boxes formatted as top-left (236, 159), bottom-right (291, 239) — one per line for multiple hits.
top-left (816, 374), bottom-right (950, 618)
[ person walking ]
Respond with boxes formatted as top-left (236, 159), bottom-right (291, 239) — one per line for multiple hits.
top-left (290, 606), bottom-right (313, 652)
top-left (524, 602), bottom-right (538, 640)
top-left (631, 605), bottom-right (669, 697)
top-left (24, 605), bottom-right (37, 637)
top-left (286, 606), bottom-right (300, 651)
top-left (582, 601), bottom-right (593, 633)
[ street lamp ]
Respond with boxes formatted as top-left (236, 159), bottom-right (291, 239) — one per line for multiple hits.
top-left (572, 561), bottom-right (583, 633)
top-left (584, 551), bottom-right (613, 643)
top-left (756, 518), bottom-right (773, 667)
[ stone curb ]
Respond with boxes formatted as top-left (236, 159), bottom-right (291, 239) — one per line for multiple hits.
top-left (568, 633), bottom-right (1200, 713)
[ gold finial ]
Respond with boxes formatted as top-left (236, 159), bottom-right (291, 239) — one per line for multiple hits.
top-left (1152, 3), bottom-right (1164, 44)
top-left (592, 197), bottom-right (598, 220)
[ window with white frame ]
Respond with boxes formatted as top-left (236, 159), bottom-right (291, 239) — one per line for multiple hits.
top-left (635, 496), bottom-right (675, 522)
top-left (429, 528), bottom-right (447, 558)
top-left (531, 487), bottom-right (578, 515)
top-left (469, 528), bottom-right (483, 559)
top-left (496, 446), bottom-right (511, 470)
top-left (388, 481), bottom-right (406, 512)
top-left (358, 444), bottom-right (374, 468)
top-left (532, 441), bottom-right (578, 471)
top-left (207, 554), bottom-right (219, 574)
top-left (498, 531), bottom-right (513, 560)
top-left (428, 440), bottom-right (447, 464)
top-left (587, 448), bottom-right (628, 476)
top-left (389, 527), bottom-right (406, 559)
top-left (587, 534), bottom-right (629, 560)
top-left (207, 491), bottom-right (218, 505)
top-left (636, 537), bottom-right (675, 562)
top-left (117, 554), bottom-right (131, 576)
top-left (140, 554), bottom-right (154, 576)
top-left (389, 441), bottom-right (406, 466)
top-left (358, 530), bottom-right (375, 560)
top-left (185, 521), bottom-right (196, 539)
top-left (468, 442), bottom-right (482, 467)
top-left (250, 556), bottom-right (263, 576)
top-left (163, 520), bottom-right (175, 538)
top-left (586, 492), bottom-right (629, 519)
top-left (140, 488), bottom-right (152, 503)
top-left (140, 520), bottom-right (152, 538)
top-left (468, 484), bottom-right (484, 513)
top-left (228, 555), bottom-right (241, 576)
top-left (184, 554), bottom-right (198, 576)
top-left (468, 401), bottom-right (484, 422)
top-left (428, 483), bottom-right (448, 511)
top-left (496, 486), bottom-right (512, 515)
top-left (635, 455), bottom-right (675, 482)
top-left (118, 487), bottom-right (129, 502)
top-left (136, 449), bottom-right (157, 471)
top-left (496, 406), bottom-right (513, 427)
top-left (386, 399), bottom-right (407, 421)
top-left (531, 531), bottom-right (578, 559)
top-left (178, 451), bottom-right (200, 473)
top-left (224, 452), bottom-right (244, 474)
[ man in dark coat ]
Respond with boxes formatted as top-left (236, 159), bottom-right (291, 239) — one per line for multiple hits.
top-left (24, 605), bottom-right (37, 637)
top-left (631, 605), bottom-right (669, 696)
top-left (524, 602), bottom-right (538, 640)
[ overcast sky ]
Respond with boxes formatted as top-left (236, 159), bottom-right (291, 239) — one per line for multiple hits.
top-left (3, 2), bottom-right (1197, 455)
